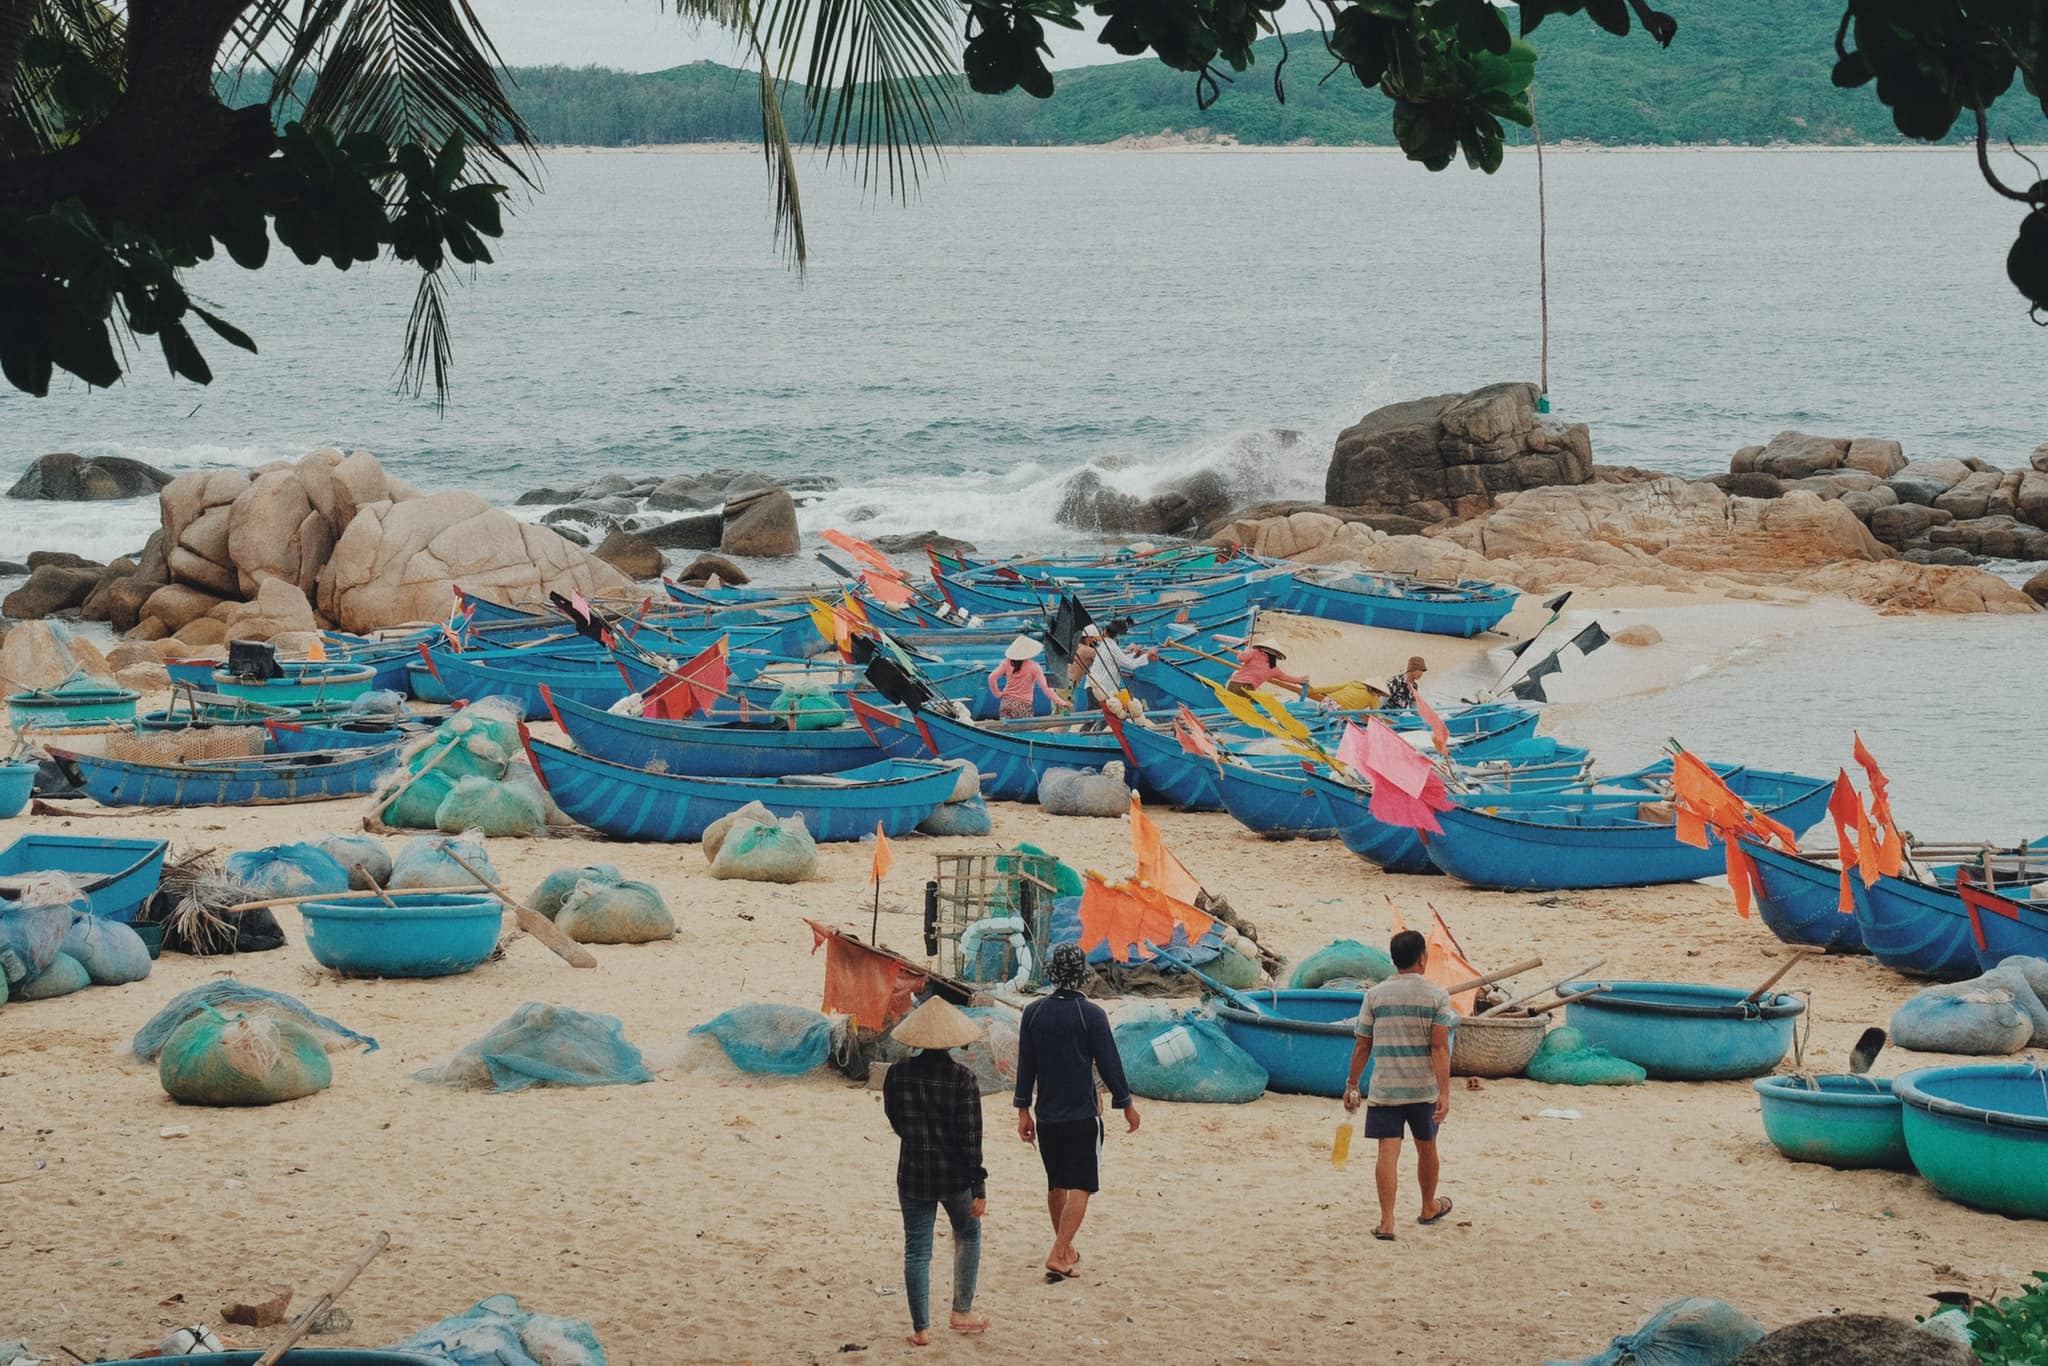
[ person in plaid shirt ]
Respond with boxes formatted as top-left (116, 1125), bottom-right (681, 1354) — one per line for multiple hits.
top-left (883, 998), bottom-right (991, 1346)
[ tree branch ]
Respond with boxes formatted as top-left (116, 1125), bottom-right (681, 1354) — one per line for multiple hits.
top-left (1975, 106), bottom-right (2039, 204)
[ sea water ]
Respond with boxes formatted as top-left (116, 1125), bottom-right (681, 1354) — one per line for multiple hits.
top-left (0, 148), bottom-right (2041, 832)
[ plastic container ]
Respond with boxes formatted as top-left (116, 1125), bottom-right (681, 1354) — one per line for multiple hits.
top-left (1895, 1063), bottom-right (2048, 1218)
top-left (1753, 1074), bottom-right (1911, 1170)
top-left (297, 893), bottom-right (503, 978)
top-left (7, 687), bottom-right (140, 733)
top-left (1561, 980), bottom-right (1802, 1081)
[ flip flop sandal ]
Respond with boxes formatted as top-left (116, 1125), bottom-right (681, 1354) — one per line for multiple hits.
top-left (1372, 1231), bottom-right (1396, 1241)
top-left (1418, 1198), bottom-right (1454, 1226)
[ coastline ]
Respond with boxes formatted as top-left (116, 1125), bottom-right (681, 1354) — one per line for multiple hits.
top-left (534, 138), bottom-right (2042, 155)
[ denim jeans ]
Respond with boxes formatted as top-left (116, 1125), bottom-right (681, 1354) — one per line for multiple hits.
top-left (899, 1188), bottom-right (981, 1331)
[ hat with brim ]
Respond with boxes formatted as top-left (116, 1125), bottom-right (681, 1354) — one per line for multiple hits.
top-left (892, 997), bottom-right (985, 1051)
top-left (1005, 636), bottom-right (1044, 662)
top-left (1080, 624), bottom-right (1103, 639)
top-left (1407, 656), bottom-right (1428, 673)
top-left (1248, 638), bottom-right (1286, 661)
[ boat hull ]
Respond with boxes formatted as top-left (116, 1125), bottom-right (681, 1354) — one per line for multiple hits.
top-left (50, 743), bottom-right (400, 808)
top-left (1854, 874), bottom-right (1985, 980)
top-left (0, 834), bottom-right (169, 923)
top-left (1742, 840), bottom-right (1871, 954)
top-left (1304, 772), bottom-right (1435, 873)
top-left (546, 691), bottom-right (886, 778)
top-left (1272, 571), bottom-right (1517, 637)
top-left (1216, 759), bottom-right (1338, 841)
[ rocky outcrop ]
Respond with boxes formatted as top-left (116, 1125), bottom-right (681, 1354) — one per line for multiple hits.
top-left (2026, 568), bottom-right (2048, 606)
top-left (8, 453), bottom-right (171, 501)
top-left (320, 491), bottom-right (627, 633)
top-left (869, 531), bottom-right (978, 557)
top-left (1323, 382), bottom-right (1593, 521)
top-left (718, 489), bottom-right (800, 558)
top-left (594, 529), bottom-right (664, 581)
top-left (0, 621), bottom-right (113, 688)
top-left (2, 564), bottom-right (103, 619)
top-left (1056, 469), bottom-right (1236, 536)
top-left (675, 553), bottom-right (750, 585)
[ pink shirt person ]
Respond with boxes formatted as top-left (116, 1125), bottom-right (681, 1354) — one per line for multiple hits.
top-left (1226, 641), bottom-right (1308, 696)
top-left (989, 637), bottom-right (1061, 718)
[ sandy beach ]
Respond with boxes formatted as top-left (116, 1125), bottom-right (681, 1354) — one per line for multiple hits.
top-left (0, 598), bottom-right (2031, 1365)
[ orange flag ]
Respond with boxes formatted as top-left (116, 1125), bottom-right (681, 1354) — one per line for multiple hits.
top-left (1669, 750), bottom-right (1795, 919)
top-left (1826, 770), bottom-right (1864, 915)
top-left (306, 636), bottom-right (329, 662)
top-left (871, 823), bottom-right (894, 885)
top-left (1078, 875), bottom-right (1215, 963)
top-left (1130, 795), bottom-right (1205, 906)
top-left (1387, 901), bottom-right (1481, 1013)
top-left (1851, 733), bottom-right (1905, 877)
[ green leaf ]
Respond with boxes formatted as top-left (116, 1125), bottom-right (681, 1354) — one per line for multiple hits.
top-left (191, 305), bottom-right (258, 354)
top-left (158, 322), bottom-right (212, 384)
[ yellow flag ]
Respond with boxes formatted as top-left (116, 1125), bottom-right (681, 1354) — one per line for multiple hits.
top-left (808, 598), bottom-right (839, 646)
top-left (1206, 679), bottom-right (1290, 741)
top-left (1249, 687), bottom-right (1311, 742)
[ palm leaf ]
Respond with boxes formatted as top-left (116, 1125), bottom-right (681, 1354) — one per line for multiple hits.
top-left (1, 0), bottom-right (126, 157)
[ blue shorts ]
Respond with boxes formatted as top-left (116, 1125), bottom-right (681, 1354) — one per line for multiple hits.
top-left (1363, 1101), bottom-right (1439, 1141)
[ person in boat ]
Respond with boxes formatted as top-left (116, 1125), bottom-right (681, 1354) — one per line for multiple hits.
top-left (1224, 638), bottom-right (1309, 698)
top-left (1015, 944), bottom-right (1139, 1282)
top-left (1072, 621), bottom-right (1151, 711)
top-left (883, 997), bottom-right (993, 1346)
top-left (1342, 930), bottom-right (1456, 1240)
top-left (988, 637), bottom-right (1064, 720)
top-left (1383, 655), bottom-right (1428, 710)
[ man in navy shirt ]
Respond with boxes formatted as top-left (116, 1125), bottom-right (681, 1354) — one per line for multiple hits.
top-left (1014, 944), bottom-right (1140, 1281)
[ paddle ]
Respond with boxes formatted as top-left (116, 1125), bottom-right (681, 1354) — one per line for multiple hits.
top-left (443, 847), bottom-right (598, 970)
top-left (1743, 945), bottom-right (1819, 1004)
top-left (1848, 1026), bottom-right (1887, 1076)
top-left (1149, 944), bottom-right (1268, 1017)
top-left (253, 1232), bottom-right (389, 1366)
top-left (1479, 958), bottom-right (1606, 1017)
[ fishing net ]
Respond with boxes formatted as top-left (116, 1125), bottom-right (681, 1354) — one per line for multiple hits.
top-left (918, 795), bottom-right (993, 837)
top-left (392, 1293), bottom-right (607, 1366)
top-left (60, 913), bottom-right (151, 985)
top-left (709, 815), bottom-right (818, 883)
top-left (158, 1009), bottom-right (334, 1106)
top-left (528, 865), bottom-right (622, 920)
top-left (938, 758), bottom-right (981, 803)
top-left (1891, 983), bottom-right (2037, 1055)
top-left (349, 689), bottom-right (408, 715)
top-left (412, 1003), bottom-right (653, 1092)
top-left (389, 832), bottom-right (497, 891)
top-left (14, 950), bottom-right (89, 1000)
top-left (689, 1003), bottom-right (839, 1075)
top-left (384, 767), bottom-right (458, 829)
top-left (1038, 763), bottom-right (1131, 817)
top-left (702, 800), bottom-right (776, 863)
top-left (1545, 1298), bottom-right (1765, 1366)
top-left (318, 833), bottom-right (393, 891)
top-left (432, 698), bottom-right (524, 758)
top-left (1524, 1025), bottom-right (1647, 1086)
top-left (434, 774), bottom-right (547, 837)
top-left (1010, 843), bottom-right (1084, 899)
top-left (957, 1006), bottom-right (1021, 1093)
top-left (0, 876), bottom-right (81, 987)
top-left (224, 842), bottom-right (352, 899)
top-left (1287, 939), bottom-right (1395, 990)
top-left (1113, 1010), bottom-right (1268, 1104)
top-left (767, 682), bottom-right (847, 731)
top-left (1200, 943), bottom-right (1266, 990)
top-left (133, 979), bottom-right (379, 1061)
top-left (102, 726), bottom-right (266, 764)
top-left (555, 878), bottom-right (674, 944)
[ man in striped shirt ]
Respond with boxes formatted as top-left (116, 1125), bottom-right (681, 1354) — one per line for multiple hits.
top-left (1342, 930), bottom-right (1457, 1240)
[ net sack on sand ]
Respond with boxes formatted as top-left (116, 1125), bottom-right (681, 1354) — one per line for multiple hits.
top-left (412, 1003), bottom-right (653, 1092)
top-left (349, 689), bottom-right (408, 716)
top-left (938, 758), bottom-right (980, 804)
top-left (434, 774), bottom-right (547, 837)
top-left (0, 878), bottom-right (81, 987)
top-left (1288, 939), bottom-right (1394, 990)
top-left (132, 979), bottom-right (379, 1061)
top-left (690, 1003), bottom-right (838, 1075)
top-left (555, 878), bottom-right (675, 944)
top-left (918, 795), bottom-right (993, 837)
top-left (14, 950), bottom-right (89, 1000)
top-left (1114, 1011), bottom-right (1268, 1104)
top-left (389, 832), bottom-right (496, 891)
top-left (701, 800), bottom-right (775, 863)
top-left (1524, 1025), bottom-right (1647, 1086)
top-left (1891, 981), bottom-right (2037, 1056)
top-left (225, 842), bottom-right (353, 899)
top-left (61, 912), bottom-right (152, 985)
top-left (1200, 943), bottom-right (1265, 990)
top-left (393, 1293), bottom-right (606, 1366)
top-left (768, 681), bottom-right (847, 731)
top-left (384, 767), bottom-right (457, 829)
top-left (528, 865), bottom-right (622, 920)
top-left (318, 834), bottom-right (393, 891)
top-left (158, 1009), bottom-right (334, 1106)
top-left (1038, 763), bottom-right (1131, 817)
top-left (1545, 1297), bottom-right (1765, 1366)
top-left (709, 815), bottom-right (818, 883)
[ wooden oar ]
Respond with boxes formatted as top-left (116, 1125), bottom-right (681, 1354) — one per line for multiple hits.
top-left (1478, 958), bottom-right (1606, 1017)
top-left (1743, 946), bottom-right (1820, 1003)
top-left (1443, 956), bottom-right (1543, 997)
top-left (228, 885), bottom-right (484, 913)
top-left (1512, 983), bottom-right (1610, 1014)
top-left (369, 739), bottom-right (456, 822)
top-left (253, 1231), bottom-right (388, 1366)
top-left (443, 847), bottom-right (598, 970)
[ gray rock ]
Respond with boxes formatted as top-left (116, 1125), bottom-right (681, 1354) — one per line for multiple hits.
top-left (0, 561), bottom-right (27, 576)
top-left (1729, 445), bottom-right (1763, 473)
top-left (25, 550), bottom-right (102, 570)
top-left (1842, 438), bottom-right (1908, 478)
top-left (1708, 472), bottom-right (1785, 500)
top-left (1903, 545), bottom-right (1975, 566)
top-left (2019, 470), bottom-right (2048, 529)
top-left (515, 487), bottom-right (577, 506)
top-left (1324, 381), bottom-right (1592, 520)
top-left (1207, 501), bottom-right (1434, 538)
top-left (593, 529), bottom-right (664, 581)
top-left (1868, 503), bottom-right (1952, 546)
top-left (585, 495), bottom-right (641, 517)
top-left (646, 475), bottom-right (720, 511)
top-left (1932, 470), bottom-right (2005, 520)
top-left (1837, 487), bottom-right (1898, 521)
top-left (107, 577), bottom-right (162, 633)
top-left (2026, 568), bottom-right (2048, 605)
top-left (1887, 458), bottom-right (1974, 505)
top-left (540, 505), bottom-right (619, 532)
top-left (1057, 468), bottom-right (1235, 535)
top-left (1784, 469), bottom-right (1883, 499)
top-left (79, 557), bottom-right (137, 622)
top-left (552, 524), bottom-right (590, 548)
top-left (2033, 442), bottom-right (2048, 474)
top-left (577, 472), bottom-right (639, 499)
top-left (719, 488), bottom-right (800, 558)
top-left (641, 511), bottom-right (724, 551)
top-left (2, 564), bottom-right (103, 618)
top-left (8, 452), bottom-right (172, 501)
top-left (870, 530), bottom-right (978, 557)
top-left (1751, 431), bottom-right (1847, 480)
top-left (676, 553), bottom-right (750, 585)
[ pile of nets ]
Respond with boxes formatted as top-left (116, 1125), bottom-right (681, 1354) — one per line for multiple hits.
top-left (1113, 1006), bottom-right (1268, 1103)
top-left (529, 864), bottom-right (623, 918)
top-left (556, 876), bottom-right (673, 945)
top-left (0, 875), bottom-right (151, 1003)
top-left (767, 680), bottom-right (847, 731)
top-left (1038, 762), bottom-right (1131, 817)
top-left (133, 979), bottom-right (379, 1061)
top-left (1891, 955), bottom-right (2048, 1055)
top-left (392, 1294), bottom-right (606, 1366)
top-left (0, 877), bottom-right (81, 998)
top-left (918, 759), bottom-right (991, 837)
top-left (1524, 1025), bottom-right (1646, 1086)
top-left (1545, 1299), bottom-right (1765, 1366)
top-left (689, 1003), bottom-right (841, 1075)
top-left (59, 911), bottom-right (151, 985)
top-left (1044, 893), bottom-right (1260, 989)
top-left (158, 1007), bottom-right (334, 1106)
top-left (1288, 939), bottom-right (1395, 991)
top-left (225, 842), bottom-right (352, 899)
top-left (319, 833), bottom-right (394, 890)
top-left (413, 1003), bottom-right (653, 1092)
top-left (703, 802), bottom-right (818, 884)
top-left (389, 832), bottom-right (499, 892)
top-left (381, 700), bottom-right (552, 836)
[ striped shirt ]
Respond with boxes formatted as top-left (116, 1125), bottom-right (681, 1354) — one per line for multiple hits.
top-left (1355, 973), bottom-right (1456, 1104)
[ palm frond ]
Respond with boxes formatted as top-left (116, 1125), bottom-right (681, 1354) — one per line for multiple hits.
top-left (401, 268), bottom-right (452, 403)
top-left (755, 46), bottom-right (806, 264)
top-left (2, 0), bottom-right (126, 156)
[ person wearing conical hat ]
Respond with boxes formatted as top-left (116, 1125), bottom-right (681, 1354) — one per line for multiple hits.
top-left (1384, 655), bottom-right (1428, 711)
top-left (987, 635), bottom-right (1064, 720)
top-left (883, 997), bottom-right (992, 1345)
top-left (1225, 637), bottom-right (1308, 699)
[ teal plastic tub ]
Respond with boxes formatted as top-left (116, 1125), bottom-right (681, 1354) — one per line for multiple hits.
top-left (0, 761), bottom-right (35, 817)
top-left (1896, 1063), bottom-right (2048, 1218)
top-left (7, 686), bottom-right (140, 732)
top-left (212, 661), bottom-right (375, 708)
top-left (298, 893), bottom-right (503, 978)
top-left (1562, 980), bottom-right (1802, 1081)
top-left (1754, 1074), bottom-right (1911, 1170)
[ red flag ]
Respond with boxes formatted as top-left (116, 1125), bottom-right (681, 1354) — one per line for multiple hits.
top-left (642, 638), bottom-right (730, 720)
top-left (1174, 706), bottom-right (1223, 769)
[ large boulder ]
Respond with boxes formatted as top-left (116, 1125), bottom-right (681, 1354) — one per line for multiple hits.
top-left (78, 557), bottom-right (138, 621)
top-left (1056, 468), bottom-right (1236, 535)
top-left (107, 577), bottom-right (163, 634)
top-left (1868, 503), bottom-right (1953, 547)
top-left (2, 564), bottom-right (103, 619)
top-left (8, 453), bottom-right (172, 501)
top-left (639, 511), bottom-right (723, 550)
top-left (2026, 568), bottom-right (2048, 605)
top-left (319, 491), bottom-right (628, 632)
top-left (220, 577), bottom-right (321, 641)
top-left (674, 553), bottom-right (750, 585)
top-left (593, 530), bottom-right (664, 581)
top-left (1887, 458), bottom-right (1973, 506)
top-left (1932, 470), bottom-right (2006, 521)
top-left (718, 489), bottom-right (800, 558)
top-left (870, 530), bottom-right (977, 557)
top-left (0, 621), bottom-right (113, 687)
top-left (141, 583), bottom-right (231, 635)
top-left (1843, 438), bottom-right (1908, 478)
top-left (1324, 382), bottom-right (1593, 521)
top-left (2020, 470), bottom-right (2048, 529)
top-left (1750, 431), bottom-right (1848, 480)
top-left (1708, 472), bottom-right (1785, 500)
top-left (227, 469), bottom-right (331, 597)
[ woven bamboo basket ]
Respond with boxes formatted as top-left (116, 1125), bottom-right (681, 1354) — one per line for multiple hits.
top-left (1451, 1012), bottom-right (1550, 1078)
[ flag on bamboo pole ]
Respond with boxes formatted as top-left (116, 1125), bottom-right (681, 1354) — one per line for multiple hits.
top-left (1414, 691), bottom-right (1450, 757)
top-left (643, 638), bottom-right (730, 720)
top-left (1078, 874), bottom-right (1215, 964)
top-left (1568, 621), bottom-right (1610, 656)
top-left (871, 824), bottom-right (894, 885)
top-left (1851, 733), bottom-right (1905, 876)
top-left (1387, 900), bottom-right (1481, 1013)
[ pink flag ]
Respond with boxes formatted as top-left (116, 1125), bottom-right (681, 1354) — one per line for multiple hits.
top-left (1355, 718), bottom-right (1454, 835)
top-left (1336, 721), bottom-right (1373, 780)
top-left (1363, 718), bottom-right (1431, 798)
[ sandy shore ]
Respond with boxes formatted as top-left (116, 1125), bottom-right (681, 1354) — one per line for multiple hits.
top-left (1, 598), bottom-right (2028, 1365)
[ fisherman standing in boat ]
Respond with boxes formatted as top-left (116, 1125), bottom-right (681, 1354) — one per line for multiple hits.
top-left (1225, 638), bottom-right (1309, 698)
top-left (1383, 655), bottom-right (1428, 710)
top-left (1074, 621), bottom-right (1151, 712)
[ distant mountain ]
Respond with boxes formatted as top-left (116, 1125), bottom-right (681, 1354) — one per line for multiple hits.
top-left (504, 7), bottom-right (2048, 149)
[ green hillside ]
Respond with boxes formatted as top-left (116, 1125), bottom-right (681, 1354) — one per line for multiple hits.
top-left (501, 6), bottom-right (2048, 149)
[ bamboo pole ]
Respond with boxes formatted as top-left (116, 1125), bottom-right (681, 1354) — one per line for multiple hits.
top-left (1744, 946), bottom-right (1820, 1003)
top-left (443, 847), bottom-right (598, 970)
top-left (1443, 956), bottom-right (1542, 997)
top-left (253, 1232), bottom-right (389, 1366)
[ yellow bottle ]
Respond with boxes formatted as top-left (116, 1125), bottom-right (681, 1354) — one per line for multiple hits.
top-left (1330, 1114), bottom-right (1354, 1168)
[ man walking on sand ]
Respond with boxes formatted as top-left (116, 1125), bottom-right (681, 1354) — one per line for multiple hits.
top-left (1014, 944), bottom-right (1140, 1281)
top-left (1343, 929), bottom-right (1457, 1240)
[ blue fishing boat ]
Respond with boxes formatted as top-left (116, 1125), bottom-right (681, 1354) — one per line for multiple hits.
top-left (1301, 768), bottom-right (1436, 872)
top-left (0, 834), bottom-right (168, 923)
top-left (522, 737), bottom-right (957, 841)
top-left (421, 650), bottom-right (634, 718)
top-left (1740, 840), bottom-right (1871, 954)
top-left (725, 662), bottom-right (996, 719)
top-left (1213, 989), bottom-right (1436, 1098)
top-left (1112, 716), bottom-right (1228, 811)
top-left (1216, 756), bottom-right (1341, 841)
top-left (542, 690), bottom-right (886, 778)
top-left (265, 713), bottom-right (445, 754)
top-left (48, 741), bottom-right (401, 808)
top-left (1270, 568), bottom-right (1519, 637)
top-left (867, 706), bottom-right (1129, 803)
top-left (1954, 875), bottom-right (2048, 970)
top-left (932, 563), bottom-right (1272, 629)
top-left (1424, 765), bottom-right (1833, 890)
top-left (212, 660), bottom-right (376, 709)
top-left (1854, 873), bottom-right (1989, 980)
top-left (6, 684), bottom-right (141, 732)
top-left (662, 580), bottom-right (790, 606)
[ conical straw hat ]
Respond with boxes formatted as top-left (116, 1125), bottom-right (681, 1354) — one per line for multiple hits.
top-left (891, 997), bottom-right (985, 1051)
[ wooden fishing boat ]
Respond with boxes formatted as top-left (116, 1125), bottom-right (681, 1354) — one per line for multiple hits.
top-left (0, 834), bottom-right (169, 923)
top-left (1212, 988), bottom-right (1407, 1098)
top-left (1853, 872), bottom-right (1990, 980)
top-left (49, 741), bottom-right (400, 808)
top-left (1111, 716), bottom-right (1228, 811)
top-left (264, 711), bottom-right (447, 754)
top-left (1423, 765), bottom-right (1833, 890)
top-left (1954, 873), bottom-right (2048, 970)
top-left (725, 662), bottom-right (996, 719)
top-left (421, 649), bottom-right (635, 718)
top-left (1268, 567), bottom-right (1518, 637)
top-left (542, 689), bottom-right (886, 778)
top-left (522, 736), bottom-right (957, 842)
top-left (1739, 839), bottom-right (1872, 954)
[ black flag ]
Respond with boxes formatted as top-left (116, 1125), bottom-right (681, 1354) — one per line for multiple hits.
top-left (1045, 593), bottom-right (1094, 678)
top-left (1568, 621), bottom-right (1610, 656)
top-left (1506, 637), bottom-right (1537, 659)
top-left (1543, 591), bottom-right (1574, 613)
top-left (1510, 675), bottom-right (1549, 702)
top-left (1525, 653), bottom-right (1564, 683)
